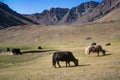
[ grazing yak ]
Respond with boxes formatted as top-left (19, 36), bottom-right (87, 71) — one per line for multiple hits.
top-left (52, 51), bottom-right (78, 68)
top-left (0, 49), bottom-right (2, 53)
top-left (91, 42), bottom-right (96, 45)
top-left (85, 45), bottom-right (106, 56)
top-left (7, 48), bottom-right (10, 52)
top-left (106, 43), bottom-right (111, 46)
top-left (38, 46), bottom-right (42, 49)
top-left (12, 48), bottom-right (22, 55)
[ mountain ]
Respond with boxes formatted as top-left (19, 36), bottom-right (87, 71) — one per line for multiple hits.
top-left (25, 1), bottom-right (99, 25)
top-left (25, 0), bottom-right (120, 25)
top-left (1, 0), bottom-right (120, 28)
top-left (74, 0), bottom-right (120, 24)
top-left (57, 1), bottom-right (99, 25)
top-left (0, 2), bottom-right (37, 28)
top-left (25, 8), bottom-right (69, 25)
top-left (96, 8), bottom-right (120, 22)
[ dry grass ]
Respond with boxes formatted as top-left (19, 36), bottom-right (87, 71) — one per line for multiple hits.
top-left (0, 21), bottom-right (120, 45)
top-left (0, 21), bottom-right (120, 80)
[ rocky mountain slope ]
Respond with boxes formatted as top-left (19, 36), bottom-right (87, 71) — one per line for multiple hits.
top-left (25, 1), bottom-right (99, 25)
top-left (75, 0), bottom-right (120, 24)
top-left (96, 8), bottom-right (120, 22)
top-left (25, 0), bottom-right (120, 25)
top-left (25, 8), bottom-right (69, 25)
top-left (0, 2), bottom-right (37, 28)
top-left (1, 0), bottom-right (120, 28)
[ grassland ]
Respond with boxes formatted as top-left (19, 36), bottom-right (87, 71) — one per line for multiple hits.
top-left (0, 21), bottom-right (120, 80)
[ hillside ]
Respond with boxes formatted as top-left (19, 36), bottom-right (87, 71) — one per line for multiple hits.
top-left (0, 21), bottom-right (120, 80)
top-left (0, 2), bottom-right (37, 28)
top-left (74, 0), bottom-right (120, 24)
top-left (96, 8), bottom-right (120, 22)
top-left (0, 20), bottom-right (120, 45)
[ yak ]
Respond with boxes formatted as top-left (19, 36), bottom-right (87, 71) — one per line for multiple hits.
top-left (52, 51), bottom-right (78, 68)
top-left (85, 45), bottom-right (106, 56)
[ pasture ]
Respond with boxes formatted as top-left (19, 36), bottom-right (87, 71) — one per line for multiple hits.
top-left (0, 21), bottom-right (120, 80)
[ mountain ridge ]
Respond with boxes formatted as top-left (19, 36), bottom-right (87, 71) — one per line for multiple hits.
top-left (0, 2), bottom-right (37, 28)
top-left (25, 1), bottom-right (99, 25)
top-left (25, 0), bottom-right (120, 25)
top-left (74, 0), bottom-right (120, 24)
top-left (0, 0), bottom-right (120, 28)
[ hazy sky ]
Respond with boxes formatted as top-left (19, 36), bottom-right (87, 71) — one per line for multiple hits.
top-left (0, 0), bottom-right (102, 14)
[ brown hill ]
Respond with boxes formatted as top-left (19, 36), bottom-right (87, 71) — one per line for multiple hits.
top-left (95, 8), bottom-right (120, 22)
top-left (0, 2), bottom-right (37, 28)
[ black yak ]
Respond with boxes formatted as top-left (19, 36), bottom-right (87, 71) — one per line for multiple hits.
top-left (12, 48), bottom-right (21, 55)
top-left (52, 51), bottom-right (78, 68)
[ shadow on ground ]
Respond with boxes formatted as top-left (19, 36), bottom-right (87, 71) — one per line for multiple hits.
top-left (55, 64), bottom-right (90, 68)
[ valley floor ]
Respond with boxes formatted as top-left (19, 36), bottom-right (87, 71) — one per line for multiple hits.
top-left (0, 21), bottom-right (120, 80)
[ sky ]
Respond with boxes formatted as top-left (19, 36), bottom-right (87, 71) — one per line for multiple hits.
top-left (0, 0), bottom-right (102, 14)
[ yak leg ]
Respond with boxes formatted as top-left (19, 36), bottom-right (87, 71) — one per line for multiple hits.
top-left (66, 61), bottom-right (70, 67)
top-left (66, 61), bottom-right (68, 67)
top-left (54, 61), bottom-right (56, 68)
top-left (88, 51), bottom-right (91, 55)
top-left (97, 52), bottom-right (99, 56)
top-left (68, 61), bottom-right (70, 66)
top-left (57, 61), bottom-right (61, 67)
top-left (102, 50), bottom-right (106, 55)
top-left (88, 49), bottom-right (92, 55)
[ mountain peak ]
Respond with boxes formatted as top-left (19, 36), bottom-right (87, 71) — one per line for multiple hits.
top-left (25, 1), bottom-right (99, 25)
top-left (64, 1), bottom-right (99, 23)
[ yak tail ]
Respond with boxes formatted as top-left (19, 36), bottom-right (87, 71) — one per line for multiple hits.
top-left (52, 53), bottom-right (56, 67)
